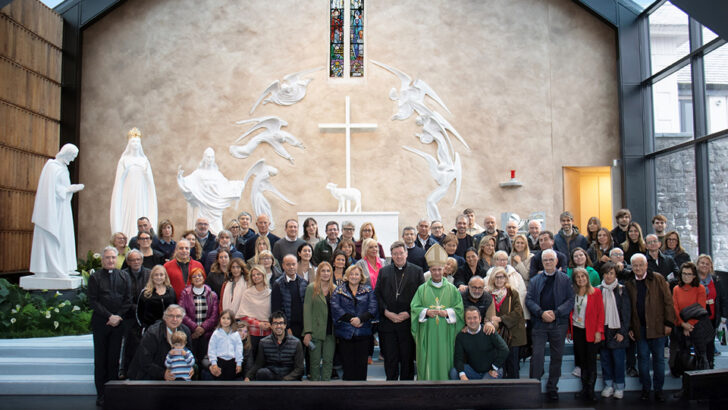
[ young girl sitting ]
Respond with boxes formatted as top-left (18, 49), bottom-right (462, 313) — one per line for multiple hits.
top-left (236, 321), bottom-right (254, 378)
top-left (207, 310), bottom-right (243, 380)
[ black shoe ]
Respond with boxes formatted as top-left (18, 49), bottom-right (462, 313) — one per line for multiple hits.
top-left (627, 366), bottom-right (639, 377)
top-left (673, 390), bottom-right (684, 400)
top-left (547, 391), bottom-right (559, 401)
top-left (655, 391), bottom-right (666, 402)
top-left (96, 396), bottom-right (104, 407)
top-left (640, 390), bottom-right (650, 401)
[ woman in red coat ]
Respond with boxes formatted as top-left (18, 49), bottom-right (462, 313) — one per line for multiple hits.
top-left (569, 267), bottom-right (604, 402)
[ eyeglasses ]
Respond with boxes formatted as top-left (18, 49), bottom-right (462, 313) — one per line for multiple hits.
top-left (469, 286), bottom-right (484, 290)
top-left (495, 276), bottom-right (507, 280)
top-left (681, 272), bottom-right (695, 277)
top-left (138, 237), bottom-right (151, 241)
top-left (166, 314), bottom-right (183, 319)
top-left (343, 227), bottom-right (355, 231)
top-left (666, 238), bottom-right (678, 242)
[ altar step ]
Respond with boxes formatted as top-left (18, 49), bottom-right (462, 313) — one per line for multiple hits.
top-left (0, 335), bottom-right (95, 395)
top-left (0, 334), bottom-right (726, 395)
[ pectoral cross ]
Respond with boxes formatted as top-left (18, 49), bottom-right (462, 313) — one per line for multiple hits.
top-left (428, 297), bottom-right (446, 324)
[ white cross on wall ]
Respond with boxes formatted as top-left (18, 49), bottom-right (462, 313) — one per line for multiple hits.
top-left (318, 96), bottom-right (377, 210)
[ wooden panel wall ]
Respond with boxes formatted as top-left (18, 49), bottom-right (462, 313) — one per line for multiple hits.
top-left (0, 0), bottom-right (63, 274)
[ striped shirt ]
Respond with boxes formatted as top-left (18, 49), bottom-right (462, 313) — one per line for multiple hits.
top-left (164, 348), bottom-right (195, 380)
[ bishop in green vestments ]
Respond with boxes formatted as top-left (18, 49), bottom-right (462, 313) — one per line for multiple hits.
top-left (411, 244), bottom-right (464, 380)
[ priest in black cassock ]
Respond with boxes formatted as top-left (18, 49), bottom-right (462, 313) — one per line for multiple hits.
top-left (374, 241), bottom-right (424, 380)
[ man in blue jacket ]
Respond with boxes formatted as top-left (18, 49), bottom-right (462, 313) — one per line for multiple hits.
top-left (526, 249), bottom-right (575, 401)
top-left (553, 211), bottom-right (589, 256)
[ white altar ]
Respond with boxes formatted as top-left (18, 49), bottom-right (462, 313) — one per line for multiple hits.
top-left (297, 212), bottom-right (399, 257)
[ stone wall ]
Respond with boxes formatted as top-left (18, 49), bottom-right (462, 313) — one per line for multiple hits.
top-left (75, 0), bottom-right (619, 255)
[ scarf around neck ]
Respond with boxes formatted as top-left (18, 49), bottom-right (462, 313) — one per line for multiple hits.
top-left (600, 279), bottom-right (621, 329)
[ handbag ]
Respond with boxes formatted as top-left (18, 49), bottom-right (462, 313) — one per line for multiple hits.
top-left (497, 295), bottom-right (513, 345)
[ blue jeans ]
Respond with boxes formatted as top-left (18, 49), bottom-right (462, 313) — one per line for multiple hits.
top-left (449, 364), bottom-right (502, 380)
top-left (636, 326), bottom-right (665, 392)
top-left (530, 322), bottom-right (568, 392)
top-left (600, 347), bottom-right (626, 389)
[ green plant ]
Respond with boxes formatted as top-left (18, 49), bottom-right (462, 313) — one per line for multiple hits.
top-left (77, 250), bottom-right (102, 287)
top-left (0, 278), bottom-right (92, 338)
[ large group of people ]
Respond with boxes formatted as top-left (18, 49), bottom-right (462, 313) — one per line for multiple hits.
top-left (88, 209), bottom-right (727, 407)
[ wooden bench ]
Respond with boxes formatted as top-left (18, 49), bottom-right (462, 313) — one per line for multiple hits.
top-left (104, 379), bottom-right (542, 410)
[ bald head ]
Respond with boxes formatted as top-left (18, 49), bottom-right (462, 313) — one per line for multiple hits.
top-left (256, 214), bottom-right (270, 234)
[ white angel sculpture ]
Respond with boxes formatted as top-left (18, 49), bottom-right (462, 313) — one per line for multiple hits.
top-left (403, 145), bottom-right (462, 222)
top-left (249, 67), bottom-right (324, 114)
top-left (230, 116), bottom-right (305, 164)
top-left (371, 60), bottom-right (451, 121)
top-left (244, 159), bottom-right (295, 231)
top-left (110, 128), bottom-right (158, 239)
top-left (177, 148), bottom-right (245, 234)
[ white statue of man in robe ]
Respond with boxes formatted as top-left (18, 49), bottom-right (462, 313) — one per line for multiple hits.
top-left (28, 144), bottom-right (84, 279)
top-left (177, 147), bottom-right (245, 234)
top-left (110, 128), bottom-right (158, 239)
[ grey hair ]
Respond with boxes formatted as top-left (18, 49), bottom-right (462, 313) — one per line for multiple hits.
top-left (542, 249), bottom-right (557, 260)
top-left (341, 220), bottom-right (355, 229)
top-left (237, 211), bottom-right (252, 219)
top-left (126, 249), bottom-right (144, 260)
top-left (164, 304), bottom-right (185, 318)
top-left (102, 246), bottom-right (119, 257)
top-left (217, 229), bottom-right (232, 239)
top-left (630, 253), bottom-right (647, 264)
top-left (609, 248), bottom-right (624, 257)
top-left (494, 250), bottom-right (509, 259)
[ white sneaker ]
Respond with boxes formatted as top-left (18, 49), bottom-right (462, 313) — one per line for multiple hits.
top-left (613, 389), bottom-right (624, 399)
top-left (571, 366), bottom-right (581, 377)
top-left (601, 386), bottom-right (614, 398)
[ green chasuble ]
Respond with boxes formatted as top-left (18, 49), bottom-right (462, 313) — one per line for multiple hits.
top-left (410, 279), bottom-right (464, 380)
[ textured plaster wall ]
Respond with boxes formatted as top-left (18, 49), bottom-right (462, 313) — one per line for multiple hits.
top-left (77, 0), bottom-right (619, 254)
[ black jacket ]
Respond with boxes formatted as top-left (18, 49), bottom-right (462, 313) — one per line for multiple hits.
top-left (127, 320), bottom-right (191, 380)
top-left (375, 262), bottom-right (424, 332)
top-left (88, 269), bottom-right (133, 327)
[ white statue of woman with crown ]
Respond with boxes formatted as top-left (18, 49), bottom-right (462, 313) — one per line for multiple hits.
top-left (110, 128), bottom-right (158, 239)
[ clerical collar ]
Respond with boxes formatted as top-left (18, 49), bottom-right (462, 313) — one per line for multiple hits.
top-left (431, 280), bottom-right (443, 288)
top-left (394, 263), bottom-right (406, 271)
top-left (467, 325), bottom-right (482, 335)
top-left (107, 269), bottom-right (114, 274)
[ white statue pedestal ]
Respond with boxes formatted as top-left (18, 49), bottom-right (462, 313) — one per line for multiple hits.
top-left (20, 274), bottom-right (83, 290)
top-left (297, 212), bottom-right (399, 257)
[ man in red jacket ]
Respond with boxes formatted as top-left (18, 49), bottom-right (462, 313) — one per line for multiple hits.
top-left (164, 239), bottom-right (203, 298)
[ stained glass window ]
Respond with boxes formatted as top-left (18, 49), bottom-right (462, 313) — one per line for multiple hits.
top-left (330, 0), bottom-right (344, 78)
top-left (350, 0), bottom-right (364, 77)
top-left (329, 0), bottom-right (364, 79)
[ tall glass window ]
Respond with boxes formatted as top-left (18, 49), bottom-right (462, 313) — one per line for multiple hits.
top-left (655, 148), bottom-right (698, 259)
top-left (649, 1), bottom-right (690, 75)
top-left (709, 138), bottom-right (728, 270)
top-left (652, 64), bottom-right (693, 151)
top-left (329, 0), bottom-right (364, 79)
top-left (330, 0), bottom-right (344, 77)
top-left (704, 44), bottom-right (728, 134)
